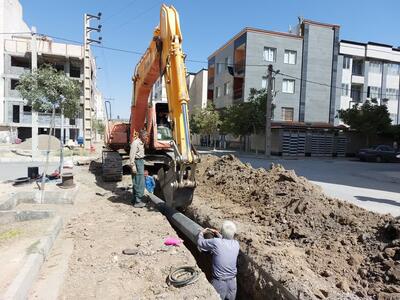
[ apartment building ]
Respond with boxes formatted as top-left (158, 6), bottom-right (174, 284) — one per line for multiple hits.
top-left (339, 41), bottom-right (400, 124)
top-left (208, 19), bottom-right (341, 125)
top-left (149, 76), bottom-right (167, 103)
top-left (149, 69), bottom-right (208, 116)
top-left (186, 68), bottom-right (208, 114)
top-left (2, 35), bottom-right (85, 142)
top-left (0, 0), bottom-right (100, 145)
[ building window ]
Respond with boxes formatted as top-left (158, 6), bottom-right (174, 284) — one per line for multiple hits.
top-left (281, 107), bottom-right (294, 121)
top-left (343, 56), bottom-right (351, 69)
top-left (284, 50), bottom-right (296, 65)
top-left (224, 82), bottom-right (230, 95)
top-left (23, 106), bottom-right (32, 112)
top-left (70, 65), bottom-right (81, 78)
top-left (386, 88), bottom-right (399, 100)
top-left (263, 47), bottom-right (276, 62)
top-left (11, 79), bottom-right (19, 90)
top-left (341, 84), bottom-right (349, 96)
top-left (216, 62), bottom-right (223, 75)
top-left (261, 77), bottom-right (267, 89)
top-left (369, 61), bottom-right (382, 74)
top-left (216, 86), bottom-right (221, 98)
top-left (282, 79), bottom-right (295, 94)
top-left (261, 77), bottom-right (275, 90)
top-left (368, 86), bottom-right (381, 98)
top-left (224, 57), bottom-right (231, 70)
top-left (387, 63), bottom-right (400, 76)
top-left (13, 105), bottom-right (20, 123)
top-left (352, 59), bottom-right (364, 76)
top-left (11, 56), bottom-right (30, 68)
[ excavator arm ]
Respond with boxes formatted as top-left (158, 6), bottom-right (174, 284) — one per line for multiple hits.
top-left (130, 4), bottom-right (198, 207)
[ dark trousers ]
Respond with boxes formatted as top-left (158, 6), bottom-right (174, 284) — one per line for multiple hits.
top-left (131, 159), bottom-right (144, 203)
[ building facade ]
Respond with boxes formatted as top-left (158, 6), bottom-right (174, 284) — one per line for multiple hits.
top-left (339, 41), bottom-right (400, 125)
top-left (0, 0), bottom-right (99, 145)
top-left (187, 68), bottom-right (208, 114)
top-left (2, 35), bottom-right (87, 142)
top-left (207, 19), bottom-right (340, 125)
top-left (0, 0), bottom-right (29, 137)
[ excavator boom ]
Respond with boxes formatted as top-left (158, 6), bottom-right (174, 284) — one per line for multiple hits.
top-left (129, 4), bottom-right (198, 207)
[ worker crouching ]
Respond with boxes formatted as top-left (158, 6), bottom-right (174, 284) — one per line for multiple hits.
top-left (197, 221), bottom-right (240, 300)
top-left (129, 130), bottom-right (148, 208)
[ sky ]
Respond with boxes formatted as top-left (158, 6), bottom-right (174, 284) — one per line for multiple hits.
top-left (19, 0), bottom-right (400, 119)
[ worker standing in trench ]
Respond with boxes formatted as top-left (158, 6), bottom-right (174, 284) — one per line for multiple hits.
top-left (129, 130), bottom-right (148, 208)
top-left (197, 221), bottom-right (240, 300)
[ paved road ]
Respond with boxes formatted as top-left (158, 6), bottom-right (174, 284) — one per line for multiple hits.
top-left (0, 162), bottom-right (58, 181)
top-left (200, 150), bottom-right (400, 217)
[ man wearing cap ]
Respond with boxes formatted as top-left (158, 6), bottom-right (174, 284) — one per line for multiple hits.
top-left (129, 130), bottom-right (148, 208)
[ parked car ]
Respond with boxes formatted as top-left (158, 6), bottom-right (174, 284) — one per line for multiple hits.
top-left (358, 145), bottom-right (400, 162)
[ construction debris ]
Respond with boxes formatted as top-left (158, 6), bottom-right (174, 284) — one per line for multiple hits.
top-left (190, 154), bottom-right (400, 299)
top-left (18, 134), bottom-right (60, 151)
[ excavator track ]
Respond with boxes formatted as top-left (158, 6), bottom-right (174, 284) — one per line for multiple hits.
top-left (102, 150), bottom-right (123, 182)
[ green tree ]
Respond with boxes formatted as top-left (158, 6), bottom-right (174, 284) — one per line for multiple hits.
top-left (190, 104), bottom-right (221, 148)
top-left (338, 100), bottom-right (392, 146)
top-left (222, 88), bottom-right (272, 153)
top-left (17, 65), bottom-right (81, 196)
top-left (92, 119), bottom-right (105, 135)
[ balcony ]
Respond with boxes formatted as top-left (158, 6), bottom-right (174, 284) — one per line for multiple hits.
top-left (351, 75), bottom-right (364, 84)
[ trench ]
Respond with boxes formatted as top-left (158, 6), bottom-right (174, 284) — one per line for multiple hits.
top-left (147, 191), bottom-right (297, 300)
top-left (180, 210), bottom-right (297, 300)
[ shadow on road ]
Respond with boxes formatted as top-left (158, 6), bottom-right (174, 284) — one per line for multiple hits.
top-left (355, 195), bottom-right (400, 208)
top-left (88, 160), bottom-right (158, 213)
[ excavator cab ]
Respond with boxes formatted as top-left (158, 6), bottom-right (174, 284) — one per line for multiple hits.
top-left (155, 102), bottom-right (172, 141)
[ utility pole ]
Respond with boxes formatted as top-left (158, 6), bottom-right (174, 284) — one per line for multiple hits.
top-left (265, 64), bottom-right (274, 158)
top-left (83, 12), bottom-right (102, 149)
top-left (31, 27), bottom-right (38, 159)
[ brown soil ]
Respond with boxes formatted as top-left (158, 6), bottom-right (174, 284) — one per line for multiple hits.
top-left (57, 163), bottom-right (219, 300)
top-left (189, 154), bottom-right (400, 299)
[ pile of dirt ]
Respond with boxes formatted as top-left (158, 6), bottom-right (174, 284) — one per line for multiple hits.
top-left (18, 134), bottom-right (60, 151)
top-left (191, 154), bottom-right (400, 299)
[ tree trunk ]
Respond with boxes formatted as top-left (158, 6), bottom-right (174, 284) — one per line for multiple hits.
top-left (40, 106), bottom-right (56, 203)
top-left (253, 126), bottom-right (258, 156)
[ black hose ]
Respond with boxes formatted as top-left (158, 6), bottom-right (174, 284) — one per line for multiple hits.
top-left (168, 266), bottom-right (200, 287)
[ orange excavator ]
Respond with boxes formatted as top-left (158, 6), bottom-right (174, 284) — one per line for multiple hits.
top-left (102, 4), bottom-right (199, 208)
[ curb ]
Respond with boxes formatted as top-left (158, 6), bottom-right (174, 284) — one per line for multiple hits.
top-left (2, 216), bottom-right (63, 300)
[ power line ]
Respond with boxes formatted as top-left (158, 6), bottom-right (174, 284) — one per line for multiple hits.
top-left (92, 44), bottom-right (143, 55)
top-left (101, 0), bottom-right (138, 24)
top-left (107, 1), bottom-right (162, 32)
top-left (32, 32), bottom-right (400, 98)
